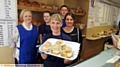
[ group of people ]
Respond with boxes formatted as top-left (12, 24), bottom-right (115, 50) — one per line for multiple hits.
top-left (9, 5), bottom-right (82, 67)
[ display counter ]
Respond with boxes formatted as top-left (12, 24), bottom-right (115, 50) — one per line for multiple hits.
top-left (80, 36), bottom-right (110, 60)
top-left (71, 48), bottom-right (120, 67)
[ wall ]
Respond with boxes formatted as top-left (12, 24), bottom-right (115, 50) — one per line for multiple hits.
top-left (0, 47), bottom-right (15, 64)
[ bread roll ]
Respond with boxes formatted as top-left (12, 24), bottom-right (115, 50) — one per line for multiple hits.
top-left (40, 3), bottom-right (46, 8)
top-left (41, 42), bottom-right (52, 52)
top-left (55, 40), bottom-right (65, 50)
top-left (18, 0), bottom-right (25, 5)
top-left (24, 0), bottom-right (31, 7)
top-left (51, 44), bottom-right (61, 55)
top-left (31, 1), bottom-right (39, 7)
top-left (61, 46), bottom-right (73, 58)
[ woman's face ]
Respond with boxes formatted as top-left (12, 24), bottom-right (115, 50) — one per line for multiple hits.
top-left (65, 15), bottom-right (74, 27)
top-left (23, 11), bottom-right (32, 24)
top-left (50, 19), bottom-right (62, 33)
top-left (43, 13), bottom-right (50, 23)
top-left (60, 7), bottom-right (68, 17)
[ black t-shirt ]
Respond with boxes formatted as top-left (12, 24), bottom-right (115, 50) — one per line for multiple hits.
top-left (61, 27), bottom-right (82, 52)
top-left (39, 23), bottom-right (52, 36)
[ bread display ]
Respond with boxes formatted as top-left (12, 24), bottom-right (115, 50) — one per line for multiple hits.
top-left (41, 42), bottom-right (52, 52)
top-left (39, 38), bottom-right (80, 60)
top-left (31, 1), bottom-right (39, 7)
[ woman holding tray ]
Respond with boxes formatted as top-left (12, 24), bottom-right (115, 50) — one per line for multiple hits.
top-left (62, 13), bottom-right (82, 66)
top-left (40, 14), bottom-right (72, 67)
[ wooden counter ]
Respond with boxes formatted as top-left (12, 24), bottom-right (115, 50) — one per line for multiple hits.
top-left (80, 36), bottom-right (111, 60)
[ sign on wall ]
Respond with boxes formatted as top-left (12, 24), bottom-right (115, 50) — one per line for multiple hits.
top-left (0, 0), bottom-right (17, 46)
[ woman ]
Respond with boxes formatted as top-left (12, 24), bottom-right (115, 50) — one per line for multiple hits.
top-left (59, 5), bottom-right (69, 27)
top-left (62, 13), bottom-right (82, 65)
top-left (9, 9), bottom-right (38, 64)
top-left (39, 11), bottom-right (52, 44)
top-left (40, 14), bottom-right (72, 67)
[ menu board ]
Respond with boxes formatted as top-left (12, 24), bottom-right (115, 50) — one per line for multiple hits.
top-left (87, 0), bottom-right (120, 28)
top-left (0, 0), bottom-right (17, 46)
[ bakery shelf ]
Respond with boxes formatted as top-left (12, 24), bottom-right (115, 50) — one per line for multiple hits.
top-left (18, 5), bottom-right (58, 13)
top-left (74, 12), bottom-right (86, 16)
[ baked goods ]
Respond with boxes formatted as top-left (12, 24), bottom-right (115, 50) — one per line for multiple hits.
top-left (61, 46), bottom-right (73, 58)
top-left (41, 42), bottom-right (52, 52)
top-left (46, 5), bottom-right (53, 9)
top-left (24, 0), bottom-right (31, 7)
top-left (18, 0), bottom-right (25, 5)
top-left (51, 44), bottom-right (61, 55)
top-left (114, 62), bottom-right (120, 67)
top-left (40, 3), bottom-right (46, 9)
top-left (40, 39), bottom-right (76, 59)
top-left (55, 40), bottom-right (65, 50)
top-left (31, 1), bottom-right (39, 7)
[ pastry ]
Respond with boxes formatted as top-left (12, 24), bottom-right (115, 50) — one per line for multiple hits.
top-left (31, 1), bottom-right (39, 7)
top-left (40, 3), bottom-right (46, 9)
top-left (61, 46), bottom-right (73, 58)
top-left (41, 41), bottom-right (52, 52)
top-left (51, 44), bottom-right (61, 55)
top-left (114, 62), bottom-right (120, 67)
top-left (18, 0), bottom-right (25, 5)
top-left (55, 40), bottom-right (65, 50)
top-left (24, 0), bottom-right (31, 7)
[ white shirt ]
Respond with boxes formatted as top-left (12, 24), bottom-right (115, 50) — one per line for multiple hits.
top-left (9, 22), bottom-right (32, 61)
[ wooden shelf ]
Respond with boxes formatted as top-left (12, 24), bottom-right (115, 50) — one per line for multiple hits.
top-left (18, 5), bottom-right (58, 13)
top-left (18, 5), bottom-right (85, 16)
top-left (74, 12), bottom-right (86, 16)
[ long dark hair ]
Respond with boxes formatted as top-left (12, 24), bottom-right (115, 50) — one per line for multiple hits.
top-left (64, 13), bottom-right (76, 25)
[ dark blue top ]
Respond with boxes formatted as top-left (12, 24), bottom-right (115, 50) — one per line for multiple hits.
top-left (42, 33), bottom-right (71, 64)
top-left (62, 19), bottom-right (66, 28)
top-left (39, 23), bottom-right (52, 36)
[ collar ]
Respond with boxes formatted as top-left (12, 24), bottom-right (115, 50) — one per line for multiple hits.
top-left (22, 22), bottom-right (32, 30)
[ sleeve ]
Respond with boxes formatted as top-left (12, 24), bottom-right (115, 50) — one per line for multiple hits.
top-left (39, 24), bottom-right (44, 34)
top-left (42, 34), bottom-right (49, 44)
top-left (78, 29), bottom-right (82, 52)
top-left (8, 27), bottom-right (19, 47)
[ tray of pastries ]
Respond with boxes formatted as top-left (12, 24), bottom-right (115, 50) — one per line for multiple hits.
top-left (39, 38), bottom-right (80, 60)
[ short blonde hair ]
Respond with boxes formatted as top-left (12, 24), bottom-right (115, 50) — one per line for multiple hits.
top-left (50, 14), bottom-right (62, 23)
top-left (20, 9), bottom-right (32, 21)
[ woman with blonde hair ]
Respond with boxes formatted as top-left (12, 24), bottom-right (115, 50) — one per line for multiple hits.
top-left (9, 9), bottom-right (38, 64)
top-left (39, 14), bottom-right (71, 67)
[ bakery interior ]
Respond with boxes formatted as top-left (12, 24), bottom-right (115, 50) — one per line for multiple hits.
top-left (0, 0), bottom-right (120, 67)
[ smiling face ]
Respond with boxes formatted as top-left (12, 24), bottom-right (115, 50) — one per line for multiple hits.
top-left (59, 7), bottom-right (68, 18)
top-left (22, 11), bottom-right (32, 24)
top-left (65, 15), bottom-right (74, 27)
top-left (43, 12), bottom-right (50, 23)
top-left (50, 19), bottom-right (62, 34)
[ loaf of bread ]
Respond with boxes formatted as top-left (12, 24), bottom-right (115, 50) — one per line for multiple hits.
top-left (40, 3), bottom-right (46, 9)
top-left (24, 0), bottom-right (31, 7)
top-left (18, 0), bottom-right (25, 5)
top-left (31, 1), bottom-right (39, 7)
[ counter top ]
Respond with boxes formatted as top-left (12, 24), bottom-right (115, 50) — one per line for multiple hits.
top-left (72, 48), bottom-right (120, 67)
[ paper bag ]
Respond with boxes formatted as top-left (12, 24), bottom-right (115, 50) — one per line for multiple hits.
top-left (111, 34), bottom-right (120, 49)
